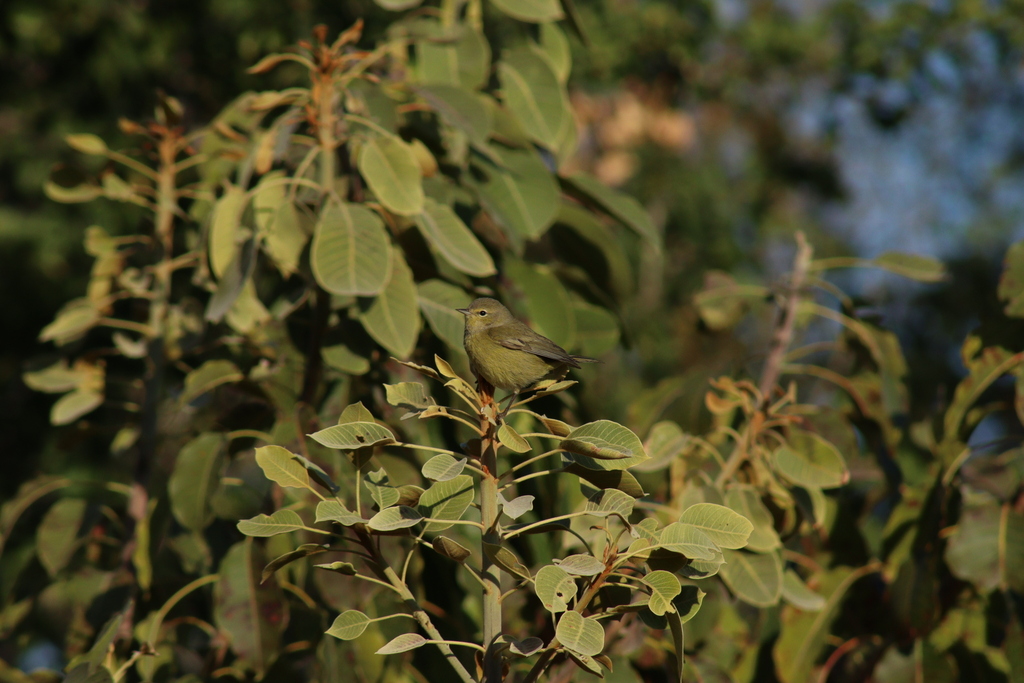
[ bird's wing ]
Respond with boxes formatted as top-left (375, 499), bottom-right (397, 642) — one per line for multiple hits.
top-left (489, 327), bottom-right (579, 366)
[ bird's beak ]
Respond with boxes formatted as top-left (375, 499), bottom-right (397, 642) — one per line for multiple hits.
top-left (456, 308), bottom-right (470, 315)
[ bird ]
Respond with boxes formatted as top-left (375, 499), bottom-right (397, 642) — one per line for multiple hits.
top-left (457, 297), bottom-right (598, 416)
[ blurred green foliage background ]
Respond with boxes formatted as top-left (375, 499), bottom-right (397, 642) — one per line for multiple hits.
top-left (4, 1), bottom-right (1024, 680)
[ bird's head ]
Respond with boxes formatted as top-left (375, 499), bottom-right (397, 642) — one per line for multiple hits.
top-left (457, 297), bottom-right (515, 333)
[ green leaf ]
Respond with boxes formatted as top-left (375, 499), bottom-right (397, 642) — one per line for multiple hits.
top-left (359, 249), bottom-right (421, 359)
top-left (44, 180), bottom-right (103, 203)
top-left (315, 561), bottom-right (358, 575)
top-left (585, 488), bottom-right (635, 518)
top-left (679, 503), bottom-right (753, 549)
top-left (484, 542), bottom-right (532, 580)
top-left (499, 493), bottom-right (535, 520)
top-left (417, 26), bottom-right (491, 89)
top-left (503, 257), bottom-right (576, 348)
top-left (725, 486), bottom-right (781, 553)
top-left (169, 433), bottom-right (225, 532)
top-left (418, 475), bottom-right (474, 532)
top-left (252, 171), bottom-right (306, 275)
top-left (417, 279), bottom-right (472, 352)
top-left (432, 535), bottom-right (472, 563)
top-left (327, 610), bottom-right (372, 640)
top-left (322, 344), bottom-right (370, 375)
top-left (472, 145), bottom-right (560, 244)
top-left (563, 172), bottom-right (660, 249)
top-left (415, 198), bottom-right (496, 276)
top-left (643, 570), bottom-right (682, 616)
top-left (311, 199), bottom-right (392, 296)
top-left (338, 401), bottom-right (376, 424)
top-left (23, 360), bottom-right (88, 393)
top-left (633, 421), bottom-right (689, 473)
top-left (316, 500), bottom-right (366, 527)
top-left (209, 184), bottom-right (245, 278)
top-left (535, 565), bottom-right (577, 612)
top-left (490, 0), bottom-right (563, 23)
top-left (537, 23), bottom-right (571, 83)
top-left (572, 300), bottom-right (620, 358)
top-left (214, 539), bottom-right (287, 674)
top-left (421, 454), bottom-right (468, 482)
top-left (374, 0), bottom-right (422, 9)
top-left (261, 543), bottom-right (328, 583)
top-left (367, 506), bottom-right (423, 531)
top-left (309, 421), bottom-right (396, 450)
top-left (66, 133), bottom-right (108, 155)
top-left (563, 463), bottom-right (645, 497)
top-left (497, 423), bottom-right (532, 453)
top-left (498, 47), bottom-right (570, 149)
top-left (39, 298), bottom-right (100, 345)
top-left (871, 252), bottom-right (946, 283)
top-left (377, 633), bottom-right (428, 654)
top-left (945, 501), bottom-right (1024, 593)
top-left (999, 241), bottom-right (1024, 317)
top-left (385, 382), bottom-right (435, 410)
top-left (255, 445), bottom-right (313, 491)
top-left (37, 498), bottom-right (86, 576)
top-left (772, 431), bottom-right (848, 489)
top-left (719, 549), bottom-right (783, 607)
top-left (555, 611), bottom-right (604, 657)
top-left (508, 636), bottom-right (544, 657)
top-left (781, 568), bottom-right (826, 611)
top-left (50, 389), bottom-right (104, 426)
top-left (415, 85), bottom-right (493, 146)
top-left (556, 554), bottom-right (605, 576)
top-left (358, 135), bottom-right (424, 216)
top-left (562, 420), bottom-right (649, 471)
top-left (364, 468), bottom-right (400, 510)
top-left (181, 359), bottom-right (244, 404)
top-left (237, 510), bottom-right (305, 537)
top-left (674, 585), bottom-right (705, 624)
top-left (658, 522), bottom-right (718, 561)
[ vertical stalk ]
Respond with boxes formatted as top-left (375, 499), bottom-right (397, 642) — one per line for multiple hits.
top-left (479, 411), bottom-right (503, 682)
top-left (136, 133), bottom-right (178, 497)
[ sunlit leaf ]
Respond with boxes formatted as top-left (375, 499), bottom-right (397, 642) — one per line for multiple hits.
top-left (367, 506), bottom-right (423, 531)
top-left (358, 135), bottom-right (424, 216)
top-left (555, 611), bottom-right (604, 657)
top-left (643, 570), bottom-right (682, 616)
top-left (312, 198), bottom-right (392, 296)
top-left (309, 422), bottom-right (396, 450)
top-left (562, 420), bottom-right (649, 471)
top-left (535, 565), bottom-right (577, 612)
top-left (418, 475), bottom-right (474, 532)
top-left (181, 359), bottom-right (244, 404)
top-left (359, 249), bottom-right (421, 359)
top-left (719, 548), bottom-right (783, 607)
top-left (421, 454), bottom-right (468, 481)
top-left (377, 633), bottom-right (428, 654)
top-left (237, 510), bottom-right (305, 537)
top-left (255, 445), bottom-right (312, 491)
top-left (772, 431), bottom-right (848, 489)
top-left (169, 433), bottom-right (225, 532)
top-left (327, 610), bottom-right (371, 640)
top-left (556, 554), bottom-right (605, 576)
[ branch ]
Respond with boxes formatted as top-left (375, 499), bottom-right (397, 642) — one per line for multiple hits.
top-left (758, 231), bottom-right (813, 406)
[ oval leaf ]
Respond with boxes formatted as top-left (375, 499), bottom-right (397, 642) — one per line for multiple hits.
top-left (416, 198), bottom-right (496, 276)
top-left (772, 430), bottom-right (848, 489)
top-left (535, 565), bottom-right (577, 613)
top-left (658, 522), bottom-right (718, 561)
top-left (643, 570), bottom-right (682, 616)
top-left (555, 611), bottom-right (604, 657)
top-left (562, 420), bottom-right (649, 471)
top-left (327, 610), bottom-right (371, 640)
top-left (368, 506), bottom-right (423, 531)
top-left (418, 475), bottom-right (475, 532)
top-left (359, 249), bottom-right (421, 359)
top-left (376, 633), bottom-right (428, 655)
top-left (312, 199), bottom-right (392, 296)
top-left (255, 445), bottom-right (312, 490)
top-left (237, 510), bottom-right (305, 537)
top-left (498, 47), bottom-right (569, 149)
top-left (556, 554), bottom-right (605, 576)
top-left (309, 422), bottom-right (396, 450)
top-left (678, 503), bottom-right (753, 550)
top-left (719, 548), bottom-right (783, 607)
top-left (422, 454), bottom-right (468, 481)
top-left (358, 136), bottom-right (424, 216)
top-left (498, 423), bottom-right (532, 453)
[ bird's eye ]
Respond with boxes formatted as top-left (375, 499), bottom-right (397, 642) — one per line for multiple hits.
top-left (478, 311), bottom-right (487, 317)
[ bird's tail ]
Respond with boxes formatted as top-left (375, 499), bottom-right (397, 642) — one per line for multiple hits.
top-left (570, 355), bottom-right (601, 365)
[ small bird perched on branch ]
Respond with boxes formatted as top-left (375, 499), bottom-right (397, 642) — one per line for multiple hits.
top-left (457, 297), bottom-right (599, 415)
